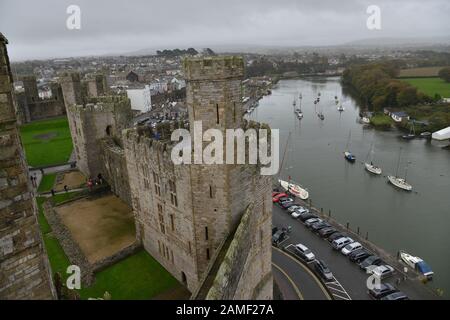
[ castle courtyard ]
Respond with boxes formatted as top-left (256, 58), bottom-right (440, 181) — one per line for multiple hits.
top-left (55, 194), bottom-right (136, 263)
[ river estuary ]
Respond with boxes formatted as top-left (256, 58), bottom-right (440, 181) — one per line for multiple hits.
top-left (246, 77), bottom-right (450, 298)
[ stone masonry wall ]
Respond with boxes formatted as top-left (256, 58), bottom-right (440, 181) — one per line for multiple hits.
top-left (0, 33), bottom-right (54, 300)
top-left (66, 96), bottom-right (132, 178)
top-left (99, 138), bottom-right (132, 206)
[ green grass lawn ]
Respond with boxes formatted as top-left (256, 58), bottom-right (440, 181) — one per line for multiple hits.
top-left (402, 77), bottom-right (450, 98)
top-left (36, 197), bottom-right (52, 234)
top-left (19, 117), bottom-right (73, 167)
top-left (37, 174), bottom-right (57, 193)
top-left (78, 250), bottom-right (180, 300)
top-left (370, 113), bottom-right (393, 129)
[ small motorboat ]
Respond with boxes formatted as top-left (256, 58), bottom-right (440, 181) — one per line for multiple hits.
top-left (402, 134), bottom-right (415, 140)
top-left (387, 175), bottom-right (412, 191)
top-left (318, 112), bottom-right (325, 120)
top-left (364, 162), bottom-right (382, 175)
top-left (297, 112), bottom-right (303, 119)
top-left (361, 117), bottom-right (370, 124)
top-left (420, 132), bottom-right (432, 139)
top-left (344, 151), bottom-right (356, 163)
top-left (337, 105), bottom-right (344, 112)
top-left (279, 179), bottom-right (309, 200)
top-left (399, 251), bottom-right (433, 280)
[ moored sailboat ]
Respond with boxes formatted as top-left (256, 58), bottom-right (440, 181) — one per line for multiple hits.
top-left (364, 141), bottom-right (382, 175)
top-left (344, 131), bottom-right (356, 163)
top-left (388, 148), bottom-right (412, 191)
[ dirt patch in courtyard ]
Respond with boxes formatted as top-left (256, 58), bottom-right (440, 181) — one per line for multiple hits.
top-left (33, 132), bottom-right (58, 140)
top-left (55, 194), bottom-right (136, 264)
top-left (55, 171), bottom-right (86, 191)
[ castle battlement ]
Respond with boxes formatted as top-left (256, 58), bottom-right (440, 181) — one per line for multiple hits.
top-left (183, 56), bottom-right (244, 81)
top-left (59, 72), bottom-right (81, 83)
top-left (69, 96), bottom-right (131, 114)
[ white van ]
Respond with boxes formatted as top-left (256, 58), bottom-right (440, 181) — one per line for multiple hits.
top-left (331, 237), bottom-right (354, 250)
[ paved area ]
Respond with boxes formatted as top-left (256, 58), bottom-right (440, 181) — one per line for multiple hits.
top-left (273, 204), bottom-right (437, 300)
top-left (272, 246), bottom-right (331, 300)
top-left (55, 194), bottom-right (136, 263)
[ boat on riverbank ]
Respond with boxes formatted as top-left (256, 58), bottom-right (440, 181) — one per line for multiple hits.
top-left (279, 179), bottom-right (309, 200)
top-left (337, 104), bottom-right (344, 112)
top-left (399, 251), bottom-right (433, 280)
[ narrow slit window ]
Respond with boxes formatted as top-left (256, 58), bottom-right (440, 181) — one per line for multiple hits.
top-left (206, 248), bottom-right (210, 260)
top-left (205, 226), bottom-right (209, 240)
top-left (216, 104), bottom-right (219, 124)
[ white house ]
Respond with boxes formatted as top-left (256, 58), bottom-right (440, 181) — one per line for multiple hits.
top-left (126, 85), bottom-right (152, 112)
top-left (390, 111), bottom-right (410, 123)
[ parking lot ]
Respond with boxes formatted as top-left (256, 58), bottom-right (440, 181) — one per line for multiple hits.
top-left (272, 203), bottom-right (437, 300)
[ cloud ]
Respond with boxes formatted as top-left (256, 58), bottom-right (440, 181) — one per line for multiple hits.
top-left (1, 0), bottom-right (449, 60)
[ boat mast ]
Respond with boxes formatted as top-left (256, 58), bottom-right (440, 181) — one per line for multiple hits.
top-left (346, 130), bottom-right (351, 150)
top-left (404, 161), bottom-right (410, 181)
top-left (395, 147), bottom-right (402, 177)
top-left (278, 132), bottom-right (292, 180)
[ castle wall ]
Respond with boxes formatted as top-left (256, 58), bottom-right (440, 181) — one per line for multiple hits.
top-left (15, 77), bottom-right (66, 123)
top-left (99, 138), bottom-right (132, 206)
top-left (0, 33), bottom-right (54, 300)
top-left (205, 197), bottom-right (273, 300)
top-left (66, 96), bottom-right (132, 178)
top-left (123, 131), bottom-right (200, 291)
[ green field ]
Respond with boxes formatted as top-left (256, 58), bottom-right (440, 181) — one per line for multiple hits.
top-left (78, 250), bottom-right (180, 300)
top-left (37, 174), bottom-right (57, 193)
top-left (19, 117), bottom-right (73, 167)
top-left (402, 77), bottom-right (450, 98)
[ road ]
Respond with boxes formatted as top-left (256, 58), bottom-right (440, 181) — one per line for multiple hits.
top-left (272, 204), bottom-right (437, 300)
top-left (272, 246), bottom-right (331, 300)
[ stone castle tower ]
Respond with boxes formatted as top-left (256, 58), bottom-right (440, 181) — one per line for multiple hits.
top-left (0, 33), bottom-right (54, 299)
top-left (123, 56), bottom-right (272, 298)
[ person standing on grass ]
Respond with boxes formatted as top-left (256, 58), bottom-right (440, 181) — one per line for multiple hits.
top-left (51, 189), bottom-right (55, 197)
top-left (64, 185), bottom-right (68, 192)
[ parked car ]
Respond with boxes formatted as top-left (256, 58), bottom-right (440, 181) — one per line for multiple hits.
top-left (368, 283), bottom-right (398, 300)
top-left (349, 249), bottom-right (371, 263)
top-left (298, 213), bottom-right (317, 222)
top-left (380, 292), bottom-right (409, 300)
top-left (331, 237), bottom-right (354, 250)
top-left (341, 242), bottom-right (363, 256)
top-left (294, 244), bottom-right (315, 262)
top-left (318, 227), bottom-right (338, 238)
top-left (370, 265), bottom-right (395, 280)
top-left (327, 232), bottom-right (346, 243)
top-left (272, 193), bottom-right (288, 202)
top-left (359, 255), bottom-right (384, 270)
top-left (272, 230), bottom-right (286, 245)
top-left (287, 205), bottom-right (302, 213)
top-left (305, 218), bottom-right (322, 228)
top-left (311, 221), bottom-right (331, 233)
top-left (272, 191), bottom-right (281, 197)
top-left (280, 201), bottom-right (295, 209)
top-left (313, 260), bottom-right (334, 282)
top-left (291, 210), bottom-right (304, 219)
top-left (278, 197), bottom-right (294, 205)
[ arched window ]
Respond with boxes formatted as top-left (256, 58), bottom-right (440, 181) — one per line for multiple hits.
top-left (106, 125), bottom-right (112, 136)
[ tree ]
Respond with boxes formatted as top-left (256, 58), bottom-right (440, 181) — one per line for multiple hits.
top-left (438, 67), bottom-right (450, 82)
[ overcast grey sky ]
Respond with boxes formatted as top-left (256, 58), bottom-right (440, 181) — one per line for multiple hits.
top-left (1, 0), bottom-right (449, 61)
